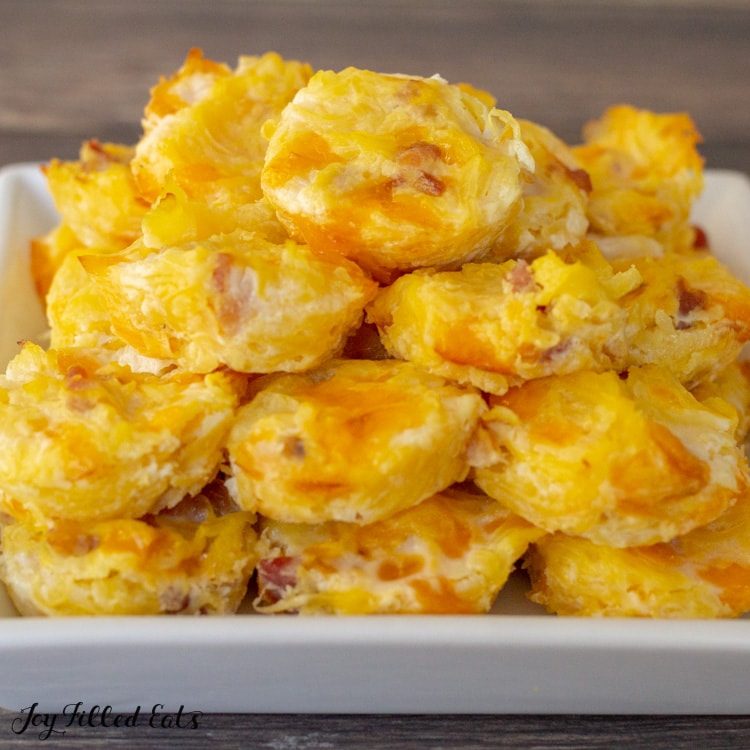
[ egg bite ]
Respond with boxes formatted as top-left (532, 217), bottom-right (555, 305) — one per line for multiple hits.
top-left (31, 141), bottom-right (150, 301)
top-left (132, 50), bottom-right (313, 206)
top-left (491, 119), bottom-right (591, 260)
top-left (261, 66), bottom-right (533, 281)
top-left (43, 140), bottom-right (149, 251)
top-left (30, 222), bottom-right (84, 305)
top-left (614, 248), bottom-right (750, 388)
top-left (691, 359), bottom-right (750, 443)
top-left (79, 230), bottom-right (377, 375)
top-left (367, 243), bottom-right (642, 395)
top-left (45, 252), bottom-right (172, 375)
top-left (254, 487), bottom-right (544, 614)
top-left (0, 480), bottom-right (257, 616)
top-left (525, 483), bottom-right (750, 618)
top-left (140, 181), bottom-right (289, 250)
top-left (473, 365), bottom-right (747, 548)
top-left (226, 359), bottom-right (486, 524)
top-left (140, 47), bottom-right (234, 129)
top-left (0, 343), bottom-right (244, 523)
top-left (571, 105), bottom-right (704, 254)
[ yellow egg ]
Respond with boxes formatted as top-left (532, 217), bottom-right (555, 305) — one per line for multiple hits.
top-left (46, 252), bottom-right (172, 374)
top-left (0, 343), bottom-right (244, 522)
top-left (80, 231), bottom-right (377, 374)
top-left (367, 243), bottom-right (642, 395)
top-left (227, 359), bottom-right (486, 524)
top-left (30, 222), bottom-right (85, 305)
top-left (0, 482), bottom-right (257, 616)
top-left (691, 360), bottom-right (750, 443)
top-left (33, 141), bottom-right (150, 302)
top-left (43, 141), bottom-right (149, 251)
top-left (473, 365), bottom-right (747, 547)
top-left (526, 483), bottom-right (750, 618)
top-left (261, 66), bottom-right (533, 281)
top-left (615, 249), bottom-right (750, 388)
top-left (254, 487), bottom-right (544, 614)
top-left (491, 119), bottom-right (591, 260)
top-left (572, 105), bottom-right (704, 253)
top-left (132, 50), bottom-right (313, 206)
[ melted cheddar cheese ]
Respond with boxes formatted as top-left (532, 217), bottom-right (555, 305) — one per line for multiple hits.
top-left (227, 359), bottom-right (486, 524)
top-left (255, 488), bottom-right (544, 614)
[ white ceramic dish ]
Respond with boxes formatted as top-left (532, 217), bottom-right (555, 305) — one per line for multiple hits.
top-left (0, 163), bottom-right (749, 715)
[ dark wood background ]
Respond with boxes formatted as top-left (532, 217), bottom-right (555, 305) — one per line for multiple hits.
top-left (2, 0), bottom-right (749, 173)
top-left (2, 1), bottom-right (750, 747)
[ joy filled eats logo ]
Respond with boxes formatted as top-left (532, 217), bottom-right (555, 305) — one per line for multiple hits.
top-left (11, 701), bottom-right (203, 740)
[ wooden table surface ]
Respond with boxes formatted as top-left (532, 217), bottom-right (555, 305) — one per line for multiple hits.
top-left (2, 1), bottom-right (750, 747)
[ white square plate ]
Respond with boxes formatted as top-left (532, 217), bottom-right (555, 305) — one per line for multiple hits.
top-left (0, 163), bottom-right (749, 715)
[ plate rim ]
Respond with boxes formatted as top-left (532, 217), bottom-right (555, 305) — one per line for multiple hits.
top-left (1, 164), bottom-right (750, 714)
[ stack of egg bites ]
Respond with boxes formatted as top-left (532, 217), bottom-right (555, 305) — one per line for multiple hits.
top-left (2, 49), bottom-right (750, 618)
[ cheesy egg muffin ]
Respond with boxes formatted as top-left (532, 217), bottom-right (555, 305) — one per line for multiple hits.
top-left (226, 359), bottom-right (486, 524)
top-left (31, 141), bottom-right (149, 301)
top-left (261, 66), bottom-right (533, 280)
top-left (0, 480), bottom-right (257, 616)
top-left (491, 119), bottom-right (591, 260)
top-left (42, 140), bottom-right (148, 251)
top-left (140, 47), bottom-right (234, 130)
top-left (0, 343), bottom-right (243, 523)
top-left (691, 360), bottom-right (750, 443)
top-left (367, 243), bottom-right (642, 395)
top-left (525, 485), bottom-right (750, 618)
top-left (30, 223), bottom-right (84, 306)
top-left (615, 249), bottom-right (750, 388)
top-left (132, 50), bottom-right (313, 206)
top-left (254, 487), bottom-right (544, 614)
top-left (46, 252), bottom-right (172, 374)
top-left (572, 105), bottom-right (704, 255)
top-left (79, 231), bottom-right (377, 375)
top-left (140, 182), bottom-right (288, 250)
top-left (473, 365), bottom-right (747, 547)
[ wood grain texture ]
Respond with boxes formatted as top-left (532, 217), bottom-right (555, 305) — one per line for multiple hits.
top-left (2, 711), bottom-right (750, 749)
top-left (1, 0), bottom-right (749, 171)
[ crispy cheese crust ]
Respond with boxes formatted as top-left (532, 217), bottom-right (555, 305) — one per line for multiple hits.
top-left (526, 485), bottom-right (750, 618)
top-left (255, 488), bottom-right (544, 614)
top-left (261, 67), bottom-right (533, 281)
top-left (8, 49), bottom-right (750, 619)
top-left (0, 344), bottom-right (243, 523)
top-left (227, 359), bottom-right (486, 524)
top-left (132, 50), bottom-right (313, 205)
top-left (491, 119), bottom-right (591, 260)
top-left (0, 485), bottom-right (257, 616)
top-left (614, 249), bottom-right (750, 387)
top-left (572, 104), bottom-right (704, 253)
top-left (367, 243), bottom-right (642, 395)
top-left (79, 232), bottom-right (377, 375)
top-left (473, 365), bottom-right (747, 547)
